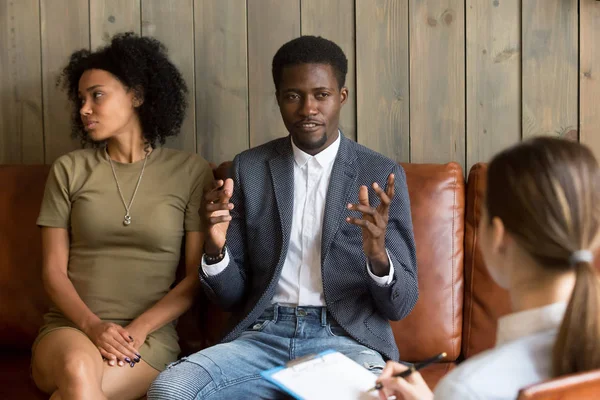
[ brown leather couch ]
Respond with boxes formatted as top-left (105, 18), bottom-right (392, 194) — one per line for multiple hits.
top-left (1, 162), bottom-right (598, 399)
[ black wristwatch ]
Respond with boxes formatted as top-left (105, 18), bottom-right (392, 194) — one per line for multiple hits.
top-left (203, 243), bottom-right (226, 265)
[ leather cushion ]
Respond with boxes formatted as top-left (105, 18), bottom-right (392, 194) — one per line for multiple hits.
top-left (420, 362), bottom-right (456, 390)
top-left (0, 352), bottom-right (46, 399)
top-left (462, 163), bottom-right (511, 358)
top-left (517, 369), bottom-right (600, 400)
top-left (391, 162), bottom-right (464, 362)
top-left (0, 165), bottom-right (51, 350)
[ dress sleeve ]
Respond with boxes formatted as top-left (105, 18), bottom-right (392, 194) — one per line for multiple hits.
top-left (36, 156), bottom-right (73, 229)
top-left (184, 157), bottom-right (214, 232)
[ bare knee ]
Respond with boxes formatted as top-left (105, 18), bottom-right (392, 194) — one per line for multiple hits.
top-left (33, 350), bottom-right (99, 393)
top-left (32, 329), bottom-right (101, 394)
top-left (59, 350), bottom-right (101, 384)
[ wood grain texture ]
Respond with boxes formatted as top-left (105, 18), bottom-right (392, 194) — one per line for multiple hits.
top-left (247, 0), bottom-right (300, 147)
top-left (195, 0), bottom-right (249, 165)
top-left (41, 0), bottom-right (90, 163)
top-left (410, 0), bottom-right (465, 170)
top-left (302, 0), bottom-right (356, 142)
top-left (466, 0), bottom-right (520, 171)
top-left (0, 0), bottom-right (44, 164)
top-left (142, 0), bottom-right (196, 152)
top-left (522, 0), bottom-right (578, 139)
top-left (90, 0), bottom-right (141, 50)
top-left (356, 0), bottom-right (409, 162)
top-left (580, 0), bottom-right (600, 157)
top-left (3, 1), bottom-right (600, 167)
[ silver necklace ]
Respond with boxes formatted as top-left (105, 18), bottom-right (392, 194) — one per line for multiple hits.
top-left (106, 147), bottom-right (149, 226)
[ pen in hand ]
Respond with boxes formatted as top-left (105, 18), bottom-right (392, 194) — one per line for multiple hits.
top-left (367, 352), bottom-right (447, 392)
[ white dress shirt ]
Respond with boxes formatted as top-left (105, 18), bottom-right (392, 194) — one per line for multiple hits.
top-left (434, 302), bottom-right (567, 399)
top-left (202, 132), bottom-right (394, 306)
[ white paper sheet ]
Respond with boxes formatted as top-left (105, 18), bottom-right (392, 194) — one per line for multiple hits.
top-left (262, 351), bottom-right (380, 400)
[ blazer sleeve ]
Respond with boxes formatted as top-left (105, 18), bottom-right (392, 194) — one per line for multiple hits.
top-left (199, 154), bottom-right (250, 311)
top-left (366, 164), bottom-right (419, 321)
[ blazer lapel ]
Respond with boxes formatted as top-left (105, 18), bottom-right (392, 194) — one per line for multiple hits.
top-left (268, 138), bottom-right (295, 250)
top-left (321, 133), bottom-right (358, 263)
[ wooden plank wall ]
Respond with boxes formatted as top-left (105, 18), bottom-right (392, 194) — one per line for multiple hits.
top-left (1, 0), bottom-right (598, 172)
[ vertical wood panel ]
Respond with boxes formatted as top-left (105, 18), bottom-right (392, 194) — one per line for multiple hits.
top-left (90, 0), bottom-right (141, 50)
top-left (522, 0), bottom-right (577, 139)
top-left (195, 0), bottom-right (249, 165)
top-left (0, 0), bottom-right (44, 164)
top-left (356, 0), bottom-right (409, 162)
top-left (466, 0), bottom-right (520, 171)
top-left (580, 0), bottom-right (600, 158)
top-left (41, 0), bottom-right (89, 163)
top-left (142, 0), bottom-right (195, 152)
top-left (302, 0), bottom-right (356, 142)
top-left (410, 0), bottom-right (465, 170)
top-left (248, 0), bottom-right (300, 147)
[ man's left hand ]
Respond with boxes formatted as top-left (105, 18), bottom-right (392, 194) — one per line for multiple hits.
top-left (346, 173), bottom-right (395, 276)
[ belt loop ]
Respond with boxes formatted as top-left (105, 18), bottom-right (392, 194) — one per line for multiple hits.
top-left (321, 307), bottom-right (327, 327)
top-left (273, 304), bottom-right (279, 322)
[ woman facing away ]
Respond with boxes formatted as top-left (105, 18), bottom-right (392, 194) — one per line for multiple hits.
top-left (31, 32), bottom-right (213, 400)
top-left (377, 137), bottom-right (600, 400)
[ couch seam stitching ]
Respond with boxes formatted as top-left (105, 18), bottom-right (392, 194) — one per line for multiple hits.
top-left (451, 166), bottom-right (457, 358)
top-left (465, 165), bottom-right (479, 358)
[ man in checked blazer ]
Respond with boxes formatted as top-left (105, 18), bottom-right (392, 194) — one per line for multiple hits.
top-left (149, 36), bottom-right (418, 400)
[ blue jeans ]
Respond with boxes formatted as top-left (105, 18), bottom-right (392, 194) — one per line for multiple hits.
top-left (148, 305), bottom-right (386, 399)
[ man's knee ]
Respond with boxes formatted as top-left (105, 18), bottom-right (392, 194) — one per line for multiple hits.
top-left (147, 359), bottom-right (214, 400)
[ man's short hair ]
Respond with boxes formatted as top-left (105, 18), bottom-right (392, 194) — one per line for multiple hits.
top-left (272, 35), bottom-right (348, 91)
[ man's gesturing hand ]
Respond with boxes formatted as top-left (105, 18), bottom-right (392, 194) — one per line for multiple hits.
top-left (345, 173), bottom-right (395, 276)
top-left (203, 178), bottom-right (234, 255)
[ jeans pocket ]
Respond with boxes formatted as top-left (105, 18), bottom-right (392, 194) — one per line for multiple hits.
top-left (326, 323), bottom-right (348, 337)
top-left (245, 319), bottom-right (273, 333)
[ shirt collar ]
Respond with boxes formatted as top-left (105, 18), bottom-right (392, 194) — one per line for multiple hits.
top-left (291, 130), bottom-right (341, 169)
top-left (495, 302), bottom-right (567, 347)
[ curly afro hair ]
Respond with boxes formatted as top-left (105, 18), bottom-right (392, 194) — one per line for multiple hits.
top-left (271, 35), bottom-right (348, 91)
top-left (58, 32), bottom-right (187, 148)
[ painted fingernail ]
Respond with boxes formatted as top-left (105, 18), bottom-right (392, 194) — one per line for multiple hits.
top-left (128, 335), bottom-right (134, 341)
top-left (130, 362), bottom-right (136, 368)
top-left (136, 353), bottom-right (142, 358)
top-left (125, 357), bottom-right (131, 363)
top-left (134, 357), bottom-right (140, 363)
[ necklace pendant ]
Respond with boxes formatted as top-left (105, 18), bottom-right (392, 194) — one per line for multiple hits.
top-left (123, 214), bottom-right (131, 226)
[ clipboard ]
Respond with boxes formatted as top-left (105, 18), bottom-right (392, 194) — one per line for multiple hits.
top-left (260, 350), bottom-right (380, 400)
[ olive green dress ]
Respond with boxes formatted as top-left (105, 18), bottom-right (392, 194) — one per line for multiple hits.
top-left (33, 147), bottom-right (213, 371)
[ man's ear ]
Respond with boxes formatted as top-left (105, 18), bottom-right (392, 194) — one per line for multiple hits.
top-left (340, 86), bottom-right (349, 105)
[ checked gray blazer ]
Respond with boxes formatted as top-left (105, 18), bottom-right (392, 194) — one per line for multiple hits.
top-left (199, 132), bottom-right (418, 361)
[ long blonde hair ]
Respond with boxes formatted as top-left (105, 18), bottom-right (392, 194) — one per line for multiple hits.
top-left (486, 137), bottom-right (600, 376)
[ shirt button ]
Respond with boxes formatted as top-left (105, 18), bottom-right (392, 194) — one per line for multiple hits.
top-left (297, 309), bottom-right (307, 317)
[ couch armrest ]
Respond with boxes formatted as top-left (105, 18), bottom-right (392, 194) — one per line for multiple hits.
top-left (517, 369), bottom-right (600, 400)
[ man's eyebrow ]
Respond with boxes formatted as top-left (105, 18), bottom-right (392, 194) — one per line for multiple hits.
top-left (281, 86), bottom-right (334, 92)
